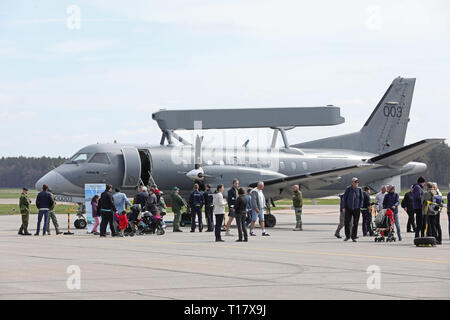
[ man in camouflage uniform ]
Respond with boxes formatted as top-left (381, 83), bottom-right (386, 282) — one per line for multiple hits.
top-left (171, 187), bottom-right (186, 232)
top-left (292, 185), bottom-right (304, 231)
top-left (46, 188), bottom-right (62, 235)
top-left (19, 188), bottom-right (32, 235)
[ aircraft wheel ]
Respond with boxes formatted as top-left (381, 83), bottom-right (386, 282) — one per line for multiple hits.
top-left (414, 237), bottom-right (436, 247)
top-left (74, 219), bottom-right (87, 229)
top-left (264, 214), bottom-right (276, 228)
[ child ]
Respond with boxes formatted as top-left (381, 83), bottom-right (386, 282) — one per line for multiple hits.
top-left (118, 210), bottom-right (129, 237)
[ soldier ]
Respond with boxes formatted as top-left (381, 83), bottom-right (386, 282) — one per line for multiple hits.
top-left (203, 184), bottom-right (214, 232)
top-left (171, 187), bottom-right (186, 232)
top-left (292, 185), bottom-right (303, 231)
top-left (155, 190), bottom-right (167, 217)
top-left (189, 183), bottom-right (204, 232)
top-left (46, 188), bottom-right (62, 235)
top-left (18, 187), bottom-right (32, 236)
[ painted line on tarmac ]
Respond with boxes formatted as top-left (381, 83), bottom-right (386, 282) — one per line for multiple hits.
top-left (122, 237), bottom-right (450, 265)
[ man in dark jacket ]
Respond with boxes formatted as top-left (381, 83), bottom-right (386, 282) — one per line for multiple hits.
top-left (189, 184), bottom-right (204, 232)
top-left (234, 188), bottom-right (248, 242)
top-left (343, 177), bottom-right (363, 242)
top-left (383, 185), bottom-right (402, 241)
top-left (225, 179), bottom-right (239, 236)
top-left (133, 186), bottom-right (149, 211)
top-left (401, 185), bottom-right (416, 233)
top-left (99, 185), bottom-right (117, 237)
top-left (203, 184), bottom-right (214, 232)
top-left (144, 188), bottom-right (158, 214)
top-left (361, 187), bottom-right (374, 237)
top-left (35, 184), bottom-right (55, 236)
top-left (412, 176), bottom-right (425, 238)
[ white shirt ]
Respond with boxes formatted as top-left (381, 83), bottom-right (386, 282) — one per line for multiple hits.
top-left (374, 192), bottom-right (386, 212)
top-left (213, 192), bottom-right (227, 214)
top-left (252, 187), bottom-right (265, 211)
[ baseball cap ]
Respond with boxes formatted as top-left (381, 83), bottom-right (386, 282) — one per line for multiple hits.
top-left (22, 187), bottom-right (28, 191)
top-left (351, 177), bottom-right (359, 183)
top-left (173, 186), bottom-right (180, 191)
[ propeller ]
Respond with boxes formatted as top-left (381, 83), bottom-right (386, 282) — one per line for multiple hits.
top-left (185, 134), bottom-right (214, 181)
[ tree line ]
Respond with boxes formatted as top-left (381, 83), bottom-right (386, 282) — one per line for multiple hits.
top-left (401, 142), bottom-right (450, 190)
top-left (0, 157), bottom-right (67, 188)
top-left (0, 142), bottom-right (448, 190)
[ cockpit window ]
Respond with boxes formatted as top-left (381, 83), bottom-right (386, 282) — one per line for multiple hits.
top-left (70, 153), bottom-right (89, 163)
top-left (89, 153), bottom-right (111, 164)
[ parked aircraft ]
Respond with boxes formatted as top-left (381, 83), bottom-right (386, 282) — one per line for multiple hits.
top-left (36, 77), bottom-right (444, 226)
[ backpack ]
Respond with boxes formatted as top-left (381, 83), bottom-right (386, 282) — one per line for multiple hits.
top-left (426, 195), bottom-right (443, 216)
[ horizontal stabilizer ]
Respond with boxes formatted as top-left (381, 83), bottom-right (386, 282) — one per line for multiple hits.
top-left (152, 106), bottom-right (344, 130)
top-left (249, 164), bottom-right (374, 190)
top-left (368, 139), bottom-right (445, 167)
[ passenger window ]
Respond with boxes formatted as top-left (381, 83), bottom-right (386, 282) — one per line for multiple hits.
top-left (89, 153), bottom-right (111, 164)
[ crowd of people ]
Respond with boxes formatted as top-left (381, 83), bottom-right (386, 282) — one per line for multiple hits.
top-left (334, 176), bottom-right (448, 244)
top-left (18, 184), bottom-right (62, 236)
top-left (18, 175), bottom-right (449, 244)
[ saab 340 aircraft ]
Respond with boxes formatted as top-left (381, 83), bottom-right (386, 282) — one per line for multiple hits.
top-left (36, 77), bottom-right (444, 226)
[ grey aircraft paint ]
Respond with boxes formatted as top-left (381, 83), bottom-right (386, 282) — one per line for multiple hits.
top-left (35, 77), bottom-right (444, 205)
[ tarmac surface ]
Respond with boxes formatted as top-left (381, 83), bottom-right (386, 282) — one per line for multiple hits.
top-left (0, 205), bottom-right (449, 300)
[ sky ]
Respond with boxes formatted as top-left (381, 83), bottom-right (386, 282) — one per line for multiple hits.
top-left (1, 0), bottom-right (449, 157)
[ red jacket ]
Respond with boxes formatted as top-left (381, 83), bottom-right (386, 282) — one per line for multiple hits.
top-left (118, 213), bottom-right (128, 230)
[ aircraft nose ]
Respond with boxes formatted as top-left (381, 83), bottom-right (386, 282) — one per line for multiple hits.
top-left (36, 170), bottom-right (61, 191)
top-left (35, 170), bottom-right (83, 195)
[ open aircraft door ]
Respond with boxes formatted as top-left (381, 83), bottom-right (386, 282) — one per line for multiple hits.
top-left (121, 147), bottom-right (141, 188)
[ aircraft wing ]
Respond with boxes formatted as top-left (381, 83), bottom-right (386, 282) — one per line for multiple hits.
top-left (368, 139), bottom-right (445, 168)
top-left (248, 164), bottom-right (374, 191)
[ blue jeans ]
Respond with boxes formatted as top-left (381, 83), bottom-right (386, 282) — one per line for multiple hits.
top-left (393, 212), bottom-right (402, 240)
top-left (36, 209), bottom-right (49, 235)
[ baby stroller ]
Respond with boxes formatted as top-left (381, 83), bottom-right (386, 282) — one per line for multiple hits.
top-left (124, 205), bottom-right (141, 236)
top-left (374, 209), bottom-right (396, 242)
top-left (138, 211), bottom-right (166, 235)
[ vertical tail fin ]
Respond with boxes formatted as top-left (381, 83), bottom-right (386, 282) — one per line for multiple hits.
top-left (291, 77), bottom-right (416, 154)
top-left (360, 77), bottom-right (415, 154)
